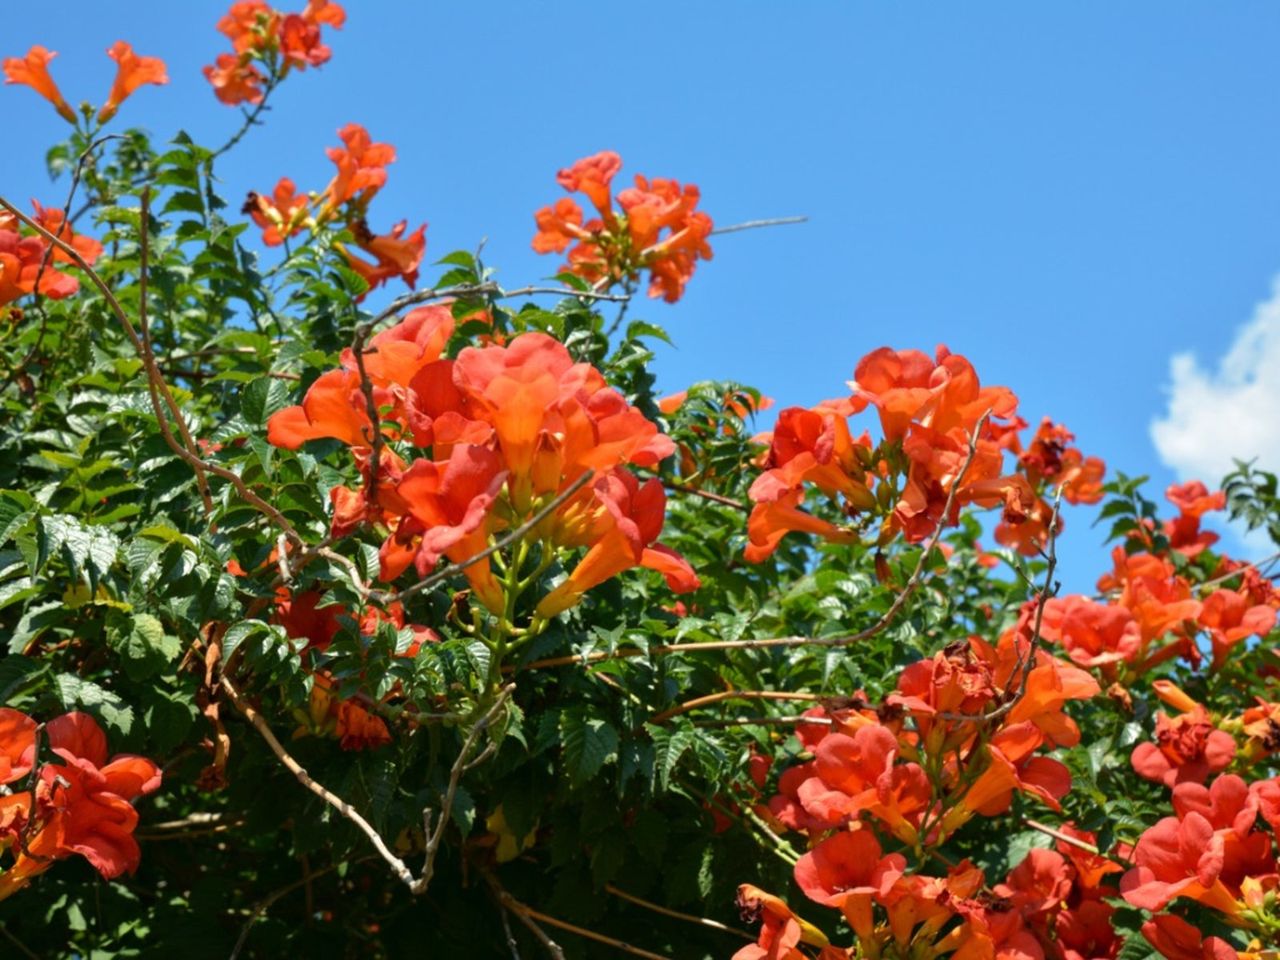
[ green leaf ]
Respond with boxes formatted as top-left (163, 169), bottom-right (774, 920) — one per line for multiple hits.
top-left (0, 490), bottom-right (35, 545)
top-left (240, 376), bottom-right (292, 425)
top-left (221, 619), bottom-right (275, 665)
top-left (648, 724), bottom-right (696, 791)
top-left (559, 712), bottom-right (619, 787)
top-left (108, 613), bottom-right (181, 680)
top-left (0, 655), bottom-right (44, 703)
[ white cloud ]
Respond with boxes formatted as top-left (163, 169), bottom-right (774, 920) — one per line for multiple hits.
top-left (1151, 276), bottom-right (1280, 485)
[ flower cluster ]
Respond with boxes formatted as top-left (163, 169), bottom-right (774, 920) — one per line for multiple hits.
top-left (1123, 773), bottom-right (1280, 953)
top-left (243, 122), bottom-right (425, 297)
top-left (266, 305), bottom-right (697, 620)
top-left (4, 41), bottom-right (166, 125)
top-left (0, 710), bottom-right (161, 900)
top-left (737, 823), bottom-right (1121, 960)
top-left (743, 345), bottom-right (1106, 563)
top-left (203, 0), bottom-right (345, 106)
top-left (764, 619), bottom-right (1098, 856)
top-left (532, 151), bottom-right (714, 302)
top-left (1039, 482), bottom-right (1277, 686)
top-left (0, 202), bottom-right (103, 308)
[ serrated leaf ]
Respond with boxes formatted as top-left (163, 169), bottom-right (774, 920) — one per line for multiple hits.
top-left (559, 712), bottom-right (618, 787)
top-left (648, 724), bottom-right (695, 791)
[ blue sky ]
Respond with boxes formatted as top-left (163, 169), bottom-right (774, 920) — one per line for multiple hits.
top-left (6, 3), bottom-right (1280, 585)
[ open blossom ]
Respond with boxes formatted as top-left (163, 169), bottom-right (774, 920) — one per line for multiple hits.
top-left (1163, 480), bottom-right (1226, 557)
top-left (218, 1), bottom-right (279, 53)
top-left (1198, 587), bottom-right (1276, 670)
top-left (340, 218), bottom-right (427, 296)
top-left (794, 829), bottom-right (906, 938)
top-left (1122, 774), bottom-right (1275, 920)
top-left (0, 214), bottom-right (83, 307)
top-left (733, 885), bottom-right (836, 960)
top-left (1131, 682), bottom-right (1236, 787)
top-left (1040, 595), bottom-right (1142, 669)
top-left (322, 123), bottom-right (395, 214)
top-left (0, 711), bottom-right (160, 900)
top-left (278, 12), bottom-right (333, 69)
top-left (97, 41), bottom-right (168, 123)
top-left (203, 52), bottom-right (267, 105)
top-left (244, 177), bottom-right (311, 245)
top-left (1141, 914), bottom-right (1243, 960)
top-left (3, 45), bottom-right (76, 122)
top-left (1097, 547), bottom-right (1201, 647)
top-left (30, 200), bottom-right (103, 266)
top-left (532, 151), bottom-right (714, 302)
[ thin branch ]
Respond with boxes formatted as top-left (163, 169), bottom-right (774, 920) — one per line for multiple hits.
top-left (1021, 818), bottom-right (1099, 856)
top-left (650, 690), bottom-right (821, 725)
top-left (605, 885), bottom-right (751, 942)
top-left (482, 868), bottom-right (566, 960)
top-left (229, 856), bottom-right (369, 960)
top-left (504, 898), bottom-right (672, 960)
top-left (935, 490), bottom-right (1061, 726)
top-left (1199, 550), bottom-right (1280, 590)
top-left (212, 76), bottom-right (277, 160)
top-left (0, 925), bottom-right (40, 960)
top-left (349, 323), bottom-right (385, 507)
top-left (142, 811), bottom-right (227, 831)
top-left (690, 714), bottom-right (832, 729)
top-left (659, 478), bottom-right (749, 512)
top-left (7, 135), bottom-right (127, 390)
top-left (369, 281), bottom-right (630, 331)
top-left (373, 470), bottom-right (594, 605)
top-left (219, 674), bottom-right (418, 889)
top-left (709, 215), bottom-right (807, 236)
top-left (415, 686), bottom-right (514, 894)
top-left (499, 902), bottom-right (524, 960)
top-left (221, 673), bottom-right (510, 898)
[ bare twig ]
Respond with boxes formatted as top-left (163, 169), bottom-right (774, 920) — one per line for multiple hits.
top-left (229, 856), bottom-right (370, 960)
top-left (373, 470), bottom-right (594, 605)
top-left (709, 215), bottom-right (807, 236)
top-left (499, 902), bottom-right (524, 960)
top-left (349, 321), bottom-right (384, 507)
top-left (690, 714), bottom-right (833, 729)
top-left (504, 898), bottom-right (671, 960)
top-left (220, 673), bottom-right (418, 888)
top-left (368, 282), bottom-right (630, 332)
top-left (0, 925), bottom-right (40, 960)
top-left (482, 867), bottom-right (566, 960)
top-left (135, 811), bottom-right (244, 841)
top-left (212, 77), bottom-right (277, 160)
top-left (221, 672), bottom-right (510, 898)
top-left (935, 490), bottom-right (1061, 725)
top-left (417, 687), bottom-right (515, 893)
top-left (605, 885), bottom-right (751, 942)
top-left (658, 478), bottom-right (749, 512)
top-left (5, 135), bottom-right (127, 391)
top-left (4, 195), bottom-right (375, 595)
top-left (650, 690), bottom-right (821, 725)
top-left (1021, 818), bottom-right (1099, 856)
top-left (1199, 550), bottom-right (1280, 590)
